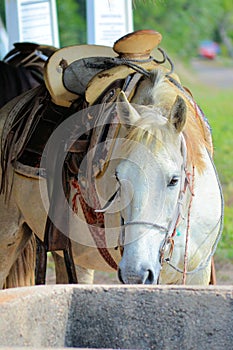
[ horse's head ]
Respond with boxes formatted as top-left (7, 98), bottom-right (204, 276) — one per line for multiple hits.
top-left (114, 71), bottom-right (188, 284)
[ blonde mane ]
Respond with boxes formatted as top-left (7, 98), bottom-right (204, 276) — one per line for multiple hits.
top-left (125, 69), bottom-right (211, 173)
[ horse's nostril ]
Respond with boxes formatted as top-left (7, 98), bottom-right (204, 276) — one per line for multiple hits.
top-left (145, 269), bottom-right (155, 284)
top-left (118, 268), bottom-right (125, 284)
top-left (118, 266), bottom-right (158, 284)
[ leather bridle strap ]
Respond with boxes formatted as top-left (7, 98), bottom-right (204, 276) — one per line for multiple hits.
top-left (124, 72), bottom-right (143, 100)
top-left (118, 134), bottom-right (189, 261)
top-left (120, 220), bottom-right (168, 252)
top-left (123, 221), bottom-right (167, 232)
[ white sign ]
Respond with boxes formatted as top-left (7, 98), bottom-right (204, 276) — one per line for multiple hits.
top-left (0, 17), bottom-right (8, 58)
top-left (87, 0), bottom-right (133, 47)
top-left (5, 0), bottom-right (59, 50)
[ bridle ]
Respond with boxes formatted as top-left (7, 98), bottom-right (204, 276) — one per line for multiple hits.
top-left (103, 132), bottom-right (223, 282)
top-left (123, 134), bottom-right (189, 257)
top-left (96, 133), bottom-right (191, 264)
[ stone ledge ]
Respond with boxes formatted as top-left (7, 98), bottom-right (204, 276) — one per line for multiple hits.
top-left (0, 285), bottom-right (232, 349)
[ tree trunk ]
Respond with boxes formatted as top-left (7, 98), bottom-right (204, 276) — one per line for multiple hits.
top-left (219, 22), bottom-right (233, 58)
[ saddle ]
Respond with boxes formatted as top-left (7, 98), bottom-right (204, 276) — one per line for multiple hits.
top-left (2, 30), bottom-right (199, 283)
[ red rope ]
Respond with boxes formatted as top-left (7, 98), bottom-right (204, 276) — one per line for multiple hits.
top-left (182, 166), bottom-right (195, 284)
top-left (71, 178), bottom-right (118, 270)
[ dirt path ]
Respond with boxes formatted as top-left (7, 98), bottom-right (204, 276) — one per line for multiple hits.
top-left (191, 58), bottom-right (233, 89)
top-left (94, 263), bottom-right (233, 285)
top-left (46, 259), bottom-right (232, 285)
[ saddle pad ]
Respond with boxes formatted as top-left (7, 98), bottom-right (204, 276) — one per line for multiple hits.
top-left (44, 45), bottom-right (116, 107)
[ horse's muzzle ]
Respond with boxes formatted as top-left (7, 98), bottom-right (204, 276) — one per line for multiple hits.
top-left (118, 263), bottom-right (161, 285)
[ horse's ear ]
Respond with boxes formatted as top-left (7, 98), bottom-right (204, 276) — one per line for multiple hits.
top-left (117, 91), bottom-right (141, 127)
top-left (169, 95), bottom-right (187, 132)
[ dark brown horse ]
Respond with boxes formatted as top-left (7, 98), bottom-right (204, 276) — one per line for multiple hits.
top-left (0, 42), bottom-right (56, 108)
top-left (0, 42), bottom-right (58, 288)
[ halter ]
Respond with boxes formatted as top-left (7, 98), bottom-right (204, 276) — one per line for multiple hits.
top-left (117, 134), bottom-right (190, 257)
top-left (96, 133), bottom-right (191, 264)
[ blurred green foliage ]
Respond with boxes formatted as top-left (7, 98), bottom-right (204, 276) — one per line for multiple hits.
top-left (0, 2), bottom-right (4, 23)
top-left (1, 0), bottom-right (233, 56)
top-left (184, 78), bottom-right (233, 260)
top-left (57, 0), bottom-right (86, 46)
top-left (133, 0), bottom-right (233, 58)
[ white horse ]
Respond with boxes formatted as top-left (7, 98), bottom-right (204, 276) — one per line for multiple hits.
top-left (0, 69), bottom-right (223, 288)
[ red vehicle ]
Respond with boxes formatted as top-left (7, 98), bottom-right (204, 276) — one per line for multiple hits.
top-left (199, 40), bottom-right (220, 59)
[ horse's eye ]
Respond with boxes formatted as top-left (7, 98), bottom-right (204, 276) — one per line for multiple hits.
top-left (168, 176), bottom-right (179, 187)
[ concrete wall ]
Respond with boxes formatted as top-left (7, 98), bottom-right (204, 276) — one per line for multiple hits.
top-left (0, 285), bottom-right (232, 349)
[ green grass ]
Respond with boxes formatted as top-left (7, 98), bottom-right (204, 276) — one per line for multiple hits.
top-left (195, 89), bottom-right (233, 260)
top-left (176, 63), bottom-right (233, 261)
